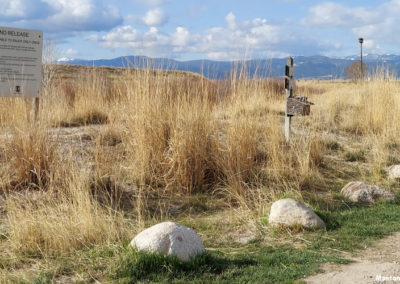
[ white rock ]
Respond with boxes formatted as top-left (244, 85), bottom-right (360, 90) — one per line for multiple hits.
top-left (388, 165), bottom-right (400, 180)
top-left (130, 222), bottom-right (205, 262)
top-left (268, 198), bottom-right (325, 229)
top-left (341, 181), bottom-right (396, 204)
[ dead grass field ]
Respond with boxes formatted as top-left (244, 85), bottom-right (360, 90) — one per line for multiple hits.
top-left (0, 64), bottom-right (399, 282)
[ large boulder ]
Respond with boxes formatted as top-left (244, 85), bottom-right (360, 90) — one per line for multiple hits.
top-left (268, 198), bottom-right (325, 229)
top-left (130, 222), bottom-right (205, 262)
top-left (388, 165), bottom-right (400, 181)
top-left (341, 181), bottom-right (396, 204)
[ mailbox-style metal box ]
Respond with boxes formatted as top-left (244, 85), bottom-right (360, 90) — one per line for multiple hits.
top-left (286, 97), bottom-right (314, 116)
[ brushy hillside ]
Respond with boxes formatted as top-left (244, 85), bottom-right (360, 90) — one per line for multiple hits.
top-left (0, 64), bottom-right (399, 282)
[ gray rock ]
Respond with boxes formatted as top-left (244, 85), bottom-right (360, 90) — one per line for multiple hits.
top-left (388, 165), bottom-right (400, 181)
top-left (341, 181), bottom-right (396, 204)
top-left (130, 222), bottom-right (205, 261)
top-left (268, 198), bottom-right (325, 229)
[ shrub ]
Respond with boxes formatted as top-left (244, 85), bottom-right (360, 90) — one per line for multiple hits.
top-left (8, 126), bottom-right (58, 190)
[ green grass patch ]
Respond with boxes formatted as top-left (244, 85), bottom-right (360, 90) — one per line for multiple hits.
top-left (311, 198), bottom-right (400, 251)
top-left (4, 193), bottom-right (400, 283)
top-left (112, 246), bottom-right (346, 283)
top-left (32, 273), bottom-right (53, 284)
top-left (344, 150), bottom-right (366, 162)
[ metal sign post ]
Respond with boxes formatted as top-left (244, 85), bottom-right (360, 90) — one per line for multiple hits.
top-left (0, 26), bottom-right (43, 122)
top-left (284, 57), bottom-right (314, 145)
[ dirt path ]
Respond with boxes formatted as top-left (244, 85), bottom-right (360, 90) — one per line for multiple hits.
top-left (306, 232), bottom-right (400, 283)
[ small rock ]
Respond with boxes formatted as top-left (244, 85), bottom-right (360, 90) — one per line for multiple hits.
top-left (268, 198), bottom-right (325, 229)
top-left (341, 181), bottom-right (396, 204)
top-left (130, 222), bottom-right (205, 262)
top-left (388, 165), bottom-right (400, 180)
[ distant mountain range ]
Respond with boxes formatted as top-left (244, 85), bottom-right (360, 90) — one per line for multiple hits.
top-left (58, 54), bottom-right (400, 80)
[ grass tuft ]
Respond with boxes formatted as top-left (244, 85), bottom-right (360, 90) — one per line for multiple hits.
top-left (57, 110), bottom-right (109, 127)
top-left (324, 139), bottom-right (342, 151)
top-left (344, 150), bottom-right (366, 162)
top-left (114, 249), bottom-right (226, 282)
top-left (7, 126), bottom-right (58, 190)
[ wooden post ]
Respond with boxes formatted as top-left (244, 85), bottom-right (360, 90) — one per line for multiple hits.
top-left (285, 57), bottom-right (294, 144)
top-left (33, 97), bottom-right (40, 123)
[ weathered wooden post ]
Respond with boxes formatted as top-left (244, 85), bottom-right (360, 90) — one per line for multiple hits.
top-left (284, 57), bottom-right (314, 145)
top-left (285, 57), bottom-right (294, 144)
top-left (33, 97), bottom-right (40, 122)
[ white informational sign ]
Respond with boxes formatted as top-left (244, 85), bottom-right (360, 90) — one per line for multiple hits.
top-left (0, 27), bottom-right (43, 97)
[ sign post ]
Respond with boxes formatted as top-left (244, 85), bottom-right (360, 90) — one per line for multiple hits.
top-left (285, 57), bottom-right (294, 144)
top-left (0, 26), bottom-right (43, 121)
top-left (284, 57), bottom-right (314, 145)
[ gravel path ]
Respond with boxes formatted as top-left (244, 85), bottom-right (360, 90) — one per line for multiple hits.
top-left (306, 232), bottom-right (400, 283)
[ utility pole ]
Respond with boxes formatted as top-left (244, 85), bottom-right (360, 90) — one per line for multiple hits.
top-left (358, 37), bottom-right (364, 80)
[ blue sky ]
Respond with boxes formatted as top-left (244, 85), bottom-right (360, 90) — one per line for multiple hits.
top-left (1, 0), bottom-right (399, 61)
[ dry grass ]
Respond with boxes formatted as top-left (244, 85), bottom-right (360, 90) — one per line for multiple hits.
top-left (311, 78), bottom-right (400, 183)
top-left (5, 125), bottom-right (58, 190)
top-left (5, 168), bottom-right (129, 256)
top-left (0, 62), bottom-right (400, 278)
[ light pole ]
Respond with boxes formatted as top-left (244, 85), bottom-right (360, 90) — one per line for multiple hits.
top-left (358, 37), bottom-right (364, 80)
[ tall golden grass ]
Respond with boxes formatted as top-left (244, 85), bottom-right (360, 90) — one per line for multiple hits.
top-left (5, 167), bottom-right (128, 255)
top-left (1, 63), bottom-right (399, 257)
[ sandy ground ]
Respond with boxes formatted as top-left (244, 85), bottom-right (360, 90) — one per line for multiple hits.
top-left (306, 232), bottom-right (400, 284)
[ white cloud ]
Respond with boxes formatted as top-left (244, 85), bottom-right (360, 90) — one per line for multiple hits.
top-left (225, 12), bottom-right (237, 30)
top-left (141, 8), bottom-right (168, 27)
top-left (172, 27), bottom-right (190, 48)
top-left (86, 34), bottom-right (99, 41)
top-left (0, 0), bottom-right (54, 20)
top-left (303, 0), bottom-right (400, 50)
top-left (66, 48), bottom-right (78, 56)
top-left (363, 39), bottom-right (378, 50)
top-left (0, 0), bottom-right (26, 18)
top-left (44, 0), bottom-right (122, 32)
top-left (192, 15), bottom-right (281, 59)
top-left (0, 0), bottom-right (122, 33)
top-left (102, 26), bottom-right (140, 43)
top-left (99, 26), bottom-right (169, 51)
top-left (94, 12), bottom-right (290, 60)
top-left (142, 27), bottom-right (169, 48)
top-left (133, 0), bottom-right (169, 6)
top-left (302, 2), bottom-right (378, 28)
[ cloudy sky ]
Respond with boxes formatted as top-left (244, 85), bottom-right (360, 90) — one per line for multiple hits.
top-left (1, 0), bottom-right (399, 61)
